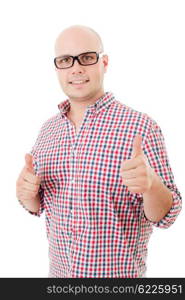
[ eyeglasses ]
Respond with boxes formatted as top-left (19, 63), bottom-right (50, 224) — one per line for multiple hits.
top-left (54, 51), bottom-right (104, 69)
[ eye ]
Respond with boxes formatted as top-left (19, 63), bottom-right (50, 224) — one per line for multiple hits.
top-left (80, 53), bottom-right (97, 64)
top-left (83, 55), bottom-right (93, 61)
top-left (60, 57), bottom-right (71, 63)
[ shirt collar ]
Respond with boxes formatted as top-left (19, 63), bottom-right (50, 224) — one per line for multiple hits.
top-left (58, 91), bottom-right (115, 117)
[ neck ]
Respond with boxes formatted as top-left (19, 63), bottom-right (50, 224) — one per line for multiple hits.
top-left (68, 89), bottom-right (105, 117)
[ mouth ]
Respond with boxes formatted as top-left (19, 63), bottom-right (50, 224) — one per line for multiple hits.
top-left (69, 79), bottom-right (90, 86)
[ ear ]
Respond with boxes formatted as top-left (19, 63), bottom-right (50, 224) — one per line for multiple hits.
top-left (102, 54), bottom-right (108, 73)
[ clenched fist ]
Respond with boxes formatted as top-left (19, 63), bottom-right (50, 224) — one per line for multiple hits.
top-left (16, 153), bottom-right (41, 213)
top-left (120, 135), bottom-right (155, 194)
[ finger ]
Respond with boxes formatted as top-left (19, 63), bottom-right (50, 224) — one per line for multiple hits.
top-left (121, 156), bottom-right (143, 171)
top-left (121, 169), bottom-right (137, 179)
top-left (122, 177), bottom-right (145, 187)
top-left (20, 179), bottom-right (40, 192)
top-left (18, 190), bottom-right (37, 200)
top-left (131, 135), bottom-right (143, 158)
top-left (121, 165), bottom-right (144, 179)
top-left (20, 189), bottom-right (37, 197)
top-left (25, 153), bottom-right (35, 174)
top-left (22, 169), bottom-right (41, 185)
top-left (128, 186), bottom-right (142, 193)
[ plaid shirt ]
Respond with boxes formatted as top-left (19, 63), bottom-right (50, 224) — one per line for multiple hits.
top-left (26, 91), bottom-right (182, 277)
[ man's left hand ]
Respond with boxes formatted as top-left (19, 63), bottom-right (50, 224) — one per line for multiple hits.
top-left (120, 135), bottom-right (155, 193)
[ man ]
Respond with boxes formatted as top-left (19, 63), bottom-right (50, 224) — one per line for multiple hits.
top-left (16, 25), bottom-right (182, 278)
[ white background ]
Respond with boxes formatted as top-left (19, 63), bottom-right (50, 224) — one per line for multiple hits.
top-left (0, 0), bottom-right (184, 277)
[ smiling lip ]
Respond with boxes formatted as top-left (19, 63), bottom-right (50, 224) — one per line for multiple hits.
top-left (69, 79), bottom-right (89, 85)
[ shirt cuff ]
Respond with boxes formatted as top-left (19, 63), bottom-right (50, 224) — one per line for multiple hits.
top-left (143, 188), bottom-right (182, 228)
top-left (28, 186), bottom-right (45, 217)
top-left (18, 186), bottom-right (45, 217)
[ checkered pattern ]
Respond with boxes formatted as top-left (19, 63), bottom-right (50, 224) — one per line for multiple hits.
top-left (27, 91), bottom-right (182, 277)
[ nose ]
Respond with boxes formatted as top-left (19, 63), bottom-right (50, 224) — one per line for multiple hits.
top-left (71, 58), bottom-right (85, 74)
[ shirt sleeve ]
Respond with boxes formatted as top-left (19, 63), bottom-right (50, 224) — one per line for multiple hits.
top-left (141, 118), bottom-right (182, 229)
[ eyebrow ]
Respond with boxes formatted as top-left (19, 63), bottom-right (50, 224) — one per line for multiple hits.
top-left (56, 51), bottom-right (97, 58)
top-left (56, 54), bottom-right (72, 58)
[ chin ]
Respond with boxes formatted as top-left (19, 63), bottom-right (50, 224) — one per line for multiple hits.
top-left (66, 89), bottom-right (92, 100)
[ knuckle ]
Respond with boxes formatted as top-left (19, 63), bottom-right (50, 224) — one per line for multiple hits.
top-left (139, 157), bottom-right (144, 165)
top-left (16, 192), bottom-right (20, 199)
top-left (140, 177), bottom-right (146, 185)
top-left (34, 176), bottom-right (40, 184)
top-left (16, 184), bottom-right (22, 193)
top-left (16, 176), bottom-right (22, 185)
top-left (25, 191), bottom-right (35, 198)
top-left (37, 176), bottom-right (41, 183)
top-left (16, 180), bottom-right (19, 188)
top-left (31, 189), bottom-right (36, 195)
top-left (140, 166), bottom-right (147, 176)
top-left (34, 185), bottom-right (39, 192)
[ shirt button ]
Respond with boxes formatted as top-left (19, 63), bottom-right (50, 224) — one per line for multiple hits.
top-left (70, 179), bottom-right (75, 184)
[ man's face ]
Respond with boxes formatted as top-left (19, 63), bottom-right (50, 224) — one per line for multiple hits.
top-left (54, 29), bottom-right (108, 101)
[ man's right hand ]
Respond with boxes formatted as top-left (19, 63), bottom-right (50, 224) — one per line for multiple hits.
top-left (16, 154), bottom-right (41, 212)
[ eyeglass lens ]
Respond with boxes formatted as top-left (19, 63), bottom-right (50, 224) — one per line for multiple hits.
top-left (55, 52), bottom-right (98, 69)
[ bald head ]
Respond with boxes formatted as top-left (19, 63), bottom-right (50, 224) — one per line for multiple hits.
top-left (54, 25), bottom-right (104, 56)
top-left (54, 25), bottom-right (108, 103)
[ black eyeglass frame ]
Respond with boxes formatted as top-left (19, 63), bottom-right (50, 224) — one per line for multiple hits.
top-left (54, 51), bottom-right (104, 69)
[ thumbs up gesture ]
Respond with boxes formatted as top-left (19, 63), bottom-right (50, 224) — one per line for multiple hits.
top-left (25, 153), bottom-right (35, 174)
top-left (16, 153), bottom-right (41, 212)
top-left (120, 135), bottom-right (155, 193)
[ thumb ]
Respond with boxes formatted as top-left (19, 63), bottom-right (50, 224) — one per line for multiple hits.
top-left (131, 135), bottom-right (143, 158)
top-left (25, 153), bottom-right (35, 174)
